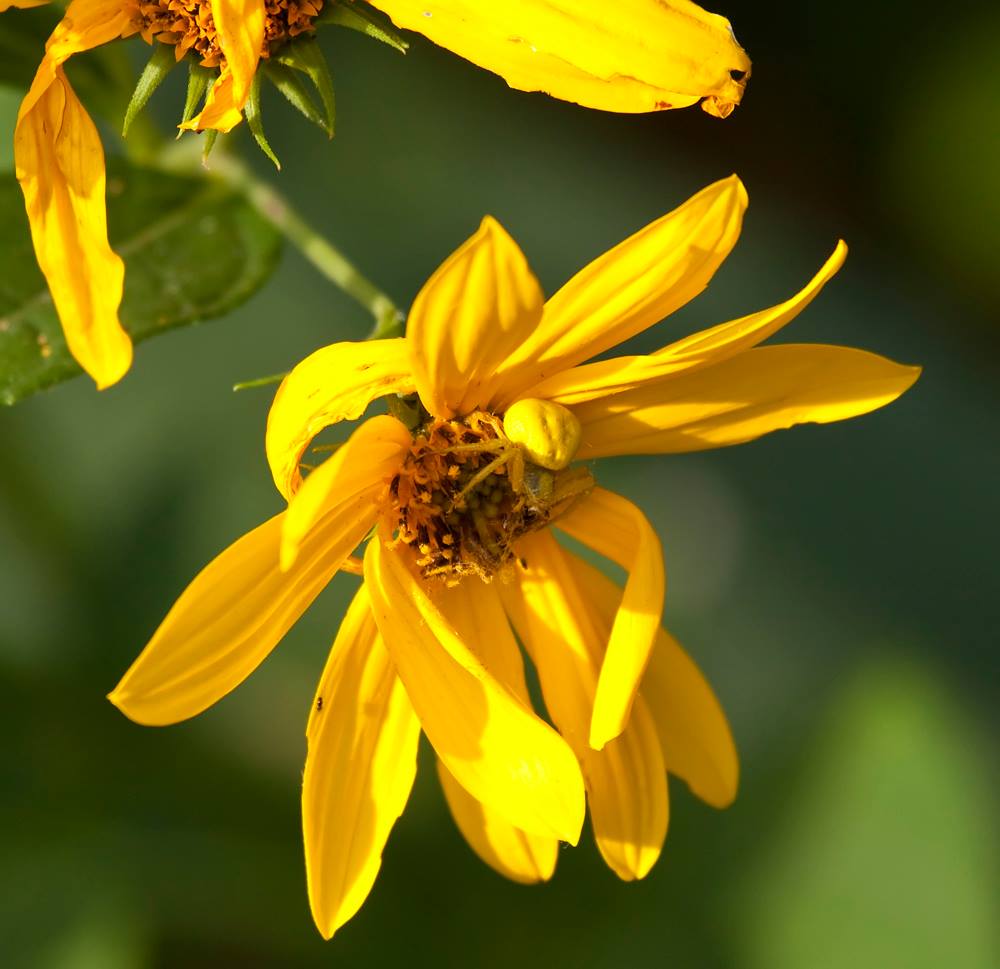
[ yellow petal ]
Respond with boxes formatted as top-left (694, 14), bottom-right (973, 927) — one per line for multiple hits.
top-left (569, 554), bottom-right (738, 808)
top-left (642, 627), bottom-right (738, 808)
top-left (304, 585), bottom-right (421, 939)
top-left (179, 0), bottom-right (265, 132)
top-left (492, 176), bottom-right (747, 407)
top-left (437, 758), bottom-right (558, 884)
top-left (0, 0), bottom-right (49, 9)
top-left (575, 344), bottom-right (922, 459)
top-left (363, 539), bottom-right (585, 843)
top-left (265, 338), bottom-right (415, 500)
top-left (533, 242), bottom-right (848, 406)
top-left (108, 496), bottom-right (378, 726)
top-left (432, 579), bottom-right (559, 882)
top-left (366, 0), bottom-right (749, 115)
top-left (505, 532), bottom-right (667, 880)
top-left (281, 415), bottom-right (411, 570)
top-left (14, 0), bottom-right (137, 388)
top-left (408, 216), bottom-right (543, 418)
top-left (556, 487), bottom-right (664, 750)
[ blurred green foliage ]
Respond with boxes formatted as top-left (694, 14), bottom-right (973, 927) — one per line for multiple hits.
top-left (0, 1), bottom-right (997, 966)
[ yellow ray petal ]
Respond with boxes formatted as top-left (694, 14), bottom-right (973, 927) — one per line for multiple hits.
top-left (366, 0), bottom-right (749, 115)
top-left (363, 539), bottom-right (585, 843)
top-left (282, 415), bottom-right (411, 570)
top-left (575, 344), bottom-right (922, 459)
top-left (437, 758), bottom-right (558, 884)
top-left (109, 495), bottom-right (378, 726)
top-left (304, 585), bottom-right (421, 939)
top-left (641, 627), bottom-right (738, 808)
top-left (556, 487), bottom-right (664, 750)
top-left (492, 176), bottom-right (747, 408)
top-left (504, 531), bottom-right (668, 880)
top-left (533, 242), bottom-right (848, 406)
top-left (1, 0), bottom-right (48, 10)
top-left (568, 553), bottom-right (737, 808)
top-left (14, 0), bottom-right (137, 388)
top-left (179, 0), bottom-right (265, 132)
top-left (432, 579), bottom-right (559, 883)
top-left (408, 216), bottom-right (543, 418)
top-left (266, 339), bottom-right (415, 500)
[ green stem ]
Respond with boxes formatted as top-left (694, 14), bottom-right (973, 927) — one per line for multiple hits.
top-left (211, 153), bottom-right (404, 337)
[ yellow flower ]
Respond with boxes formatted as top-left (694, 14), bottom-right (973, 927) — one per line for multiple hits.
top-left (11, 0), bottom-right (748, 390)
top-left (109, 176), bottom-right (919, 939)
top-left (366, 0), bottom-right (751, 116)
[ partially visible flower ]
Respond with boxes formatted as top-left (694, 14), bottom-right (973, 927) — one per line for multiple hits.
top-left (366, 0), bottom-right (751, 116)
top-left (109, 176), bottom-right (918, 938)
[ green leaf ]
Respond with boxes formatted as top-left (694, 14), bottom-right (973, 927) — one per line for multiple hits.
top-left (244, 73), bottom-right (281, 169)
top-left (123, 43), bottom-right (178, 138)
top-left (261, 61), bottom-right (329, 135)
top-left (274, 37), bottom-right (336, 137)
top-left (318, 1), bottom-right (409, 54)
top-left (0, 160), bottom-right (282, 405)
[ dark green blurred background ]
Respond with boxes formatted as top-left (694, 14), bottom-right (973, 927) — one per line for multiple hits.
top-left (1, 2), bottom-right (997, 966)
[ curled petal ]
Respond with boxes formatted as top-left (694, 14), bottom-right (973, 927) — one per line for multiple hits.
top-left (304, 585), bottom-right (421, 939)
top-left (493, 176), bottom-right (747, 407)
top-left (534, 241), bottom-right (848, 406)
top-left (281, 415), bottom-right (411, 570)
top-left (14, 0), bottom-right (137, 387)
top-left (556, 487), bottom-right (665, 750)
top-left (363, 540), bottom-right (586, 843)
top-left (180, 0), bottom-right (266, 132)
top-left (367, 0), bottom-right (749, 115)
top-left (504, 532), bottom-right (667, 880)
top-left (266, 339), bottom-right (415, 500)
top-left (574, 344), bottom-right (922, 459)
top-left (409, 216), bottom-right (543, 418)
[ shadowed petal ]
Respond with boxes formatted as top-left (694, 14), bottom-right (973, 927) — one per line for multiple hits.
top-left (304, 585), bottom-right (421, 939)
top-left (574, 344), bottom-right (922, 459)
top-left (503, 532), bottom-right (667, 880)
top-left (556, 487), bottom-right (665, 750)
top-left (363, 539), bottom-right (585, 843)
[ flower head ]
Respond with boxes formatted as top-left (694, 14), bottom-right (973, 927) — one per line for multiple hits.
top-left (109, 176), bottom-right (919, 938)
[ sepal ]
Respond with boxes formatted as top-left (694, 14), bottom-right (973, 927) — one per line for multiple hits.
top-left (245, 73), bottom-right (281, 169)
top-left (319, 0), bottom-right (408, 54)
top-left (123, 43), bottom-right (178, 138)
top-left (274, 36), bottom-right (336, 136)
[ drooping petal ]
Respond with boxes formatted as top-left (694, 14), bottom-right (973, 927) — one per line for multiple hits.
top-left (1, 0), bottom-right (48, 10)
top-left (437, 759), bottom-right (558, 884)
top-left (640, 627), bottom-right (738, 808)
top-left (409, 216), bottom-right (544, 418)
top-left (432, 578), bottom-right (559, 882)
top-left (556, 487), bottom-right (664, 750)
top-left (491, 176), bottom-right (747, 408)
top-left (570, 559), bottom-right (738, 808)
top-left (504, 531), bottom-right (668, 880)
top-left (281, 415), bottom-right (411, 570)
top-left (14, 0), bottom-right (137, 388)
top-left (532, 241), bottom-right (848, 406)
top-left (303, 585), bottom-right (421, 939)
top-left (366, 1), bottom-right (749, 116)
top-left (574, 344), bottom-right (922, 459)
top-left (180, 0), bottom-right (266, 132)
top-left (363, 539), bottom-right (585, 843)
top-left (109, 495), bottom-right (378, 726)
top-left (265, 339), bottom-right (415, 500)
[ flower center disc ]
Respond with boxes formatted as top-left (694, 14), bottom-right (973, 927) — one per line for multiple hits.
top-left (387, 411), bottom-right (593, 584)
top-left (134, 0), bottom-right (324, 67)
